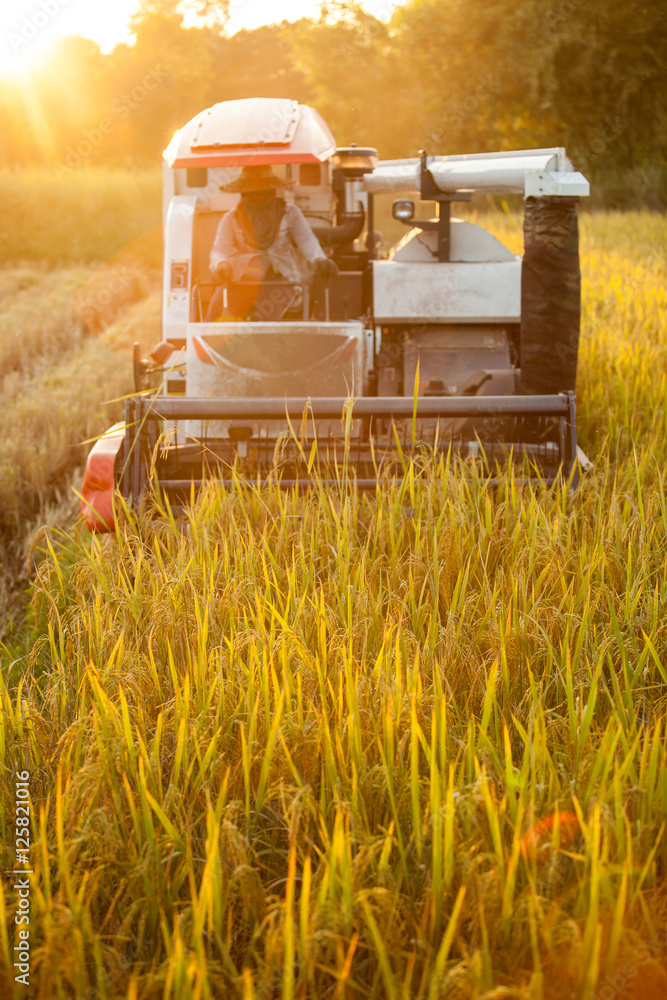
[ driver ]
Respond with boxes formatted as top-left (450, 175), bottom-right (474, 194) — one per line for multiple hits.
top-left (207, 164), bottom-right (337, 321)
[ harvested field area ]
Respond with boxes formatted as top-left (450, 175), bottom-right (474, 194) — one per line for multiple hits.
top-left (0, 211), bottom-right (666, 998)
top-left (0, 258), bottom-right (160, 644)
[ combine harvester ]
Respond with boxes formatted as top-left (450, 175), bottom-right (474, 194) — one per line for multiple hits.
top-left (82, 98), bottom-right (589, 531)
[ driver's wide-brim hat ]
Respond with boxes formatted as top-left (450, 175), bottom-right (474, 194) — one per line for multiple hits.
top-left (220, 165), bottom-right (295, 193)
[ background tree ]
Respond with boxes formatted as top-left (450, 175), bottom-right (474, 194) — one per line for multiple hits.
top-left (289, 2), bottom-right (416, 156)
top-left (0, 0), bottom-right (663, 205)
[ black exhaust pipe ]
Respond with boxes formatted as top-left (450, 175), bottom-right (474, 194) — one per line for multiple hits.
top-left (310, 212), bottom-right (365, 248)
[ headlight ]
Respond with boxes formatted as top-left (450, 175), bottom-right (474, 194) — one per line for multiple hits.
top-left (392, 199), bottom-right (415, 222)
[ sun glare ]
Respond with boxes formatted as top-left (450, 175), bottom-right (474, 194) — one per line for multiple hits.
top-left (0, 27), bottom-right (57, 80)
top-left (224, 0), bottom-right (321, 33)
top-left (224, 0), bottom-right (396, 32)
top-left (0, 0), bottom-right (138, 79)
top-left (0, 0), bottom-right (397, 79)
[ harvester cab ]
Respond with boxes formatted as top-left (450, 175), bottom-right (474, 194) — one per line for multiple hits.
top-left (81, 97), bottom-right (589, 531)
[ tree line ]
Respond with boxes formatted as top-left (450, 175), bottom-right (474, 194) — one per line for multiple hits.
top-left (1, 0), bottom-right (665, 206)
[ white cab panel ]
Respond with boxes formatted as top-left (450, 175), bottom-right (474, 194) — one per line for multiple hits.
top-left (162, 195), bottom-right (197, 342)
top-left (373, 260), bottom-right (522, 324)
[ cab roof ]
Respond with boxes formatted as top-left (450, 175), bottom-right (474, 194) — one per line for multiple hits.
top-left (163, 98), bottom-right (337, 168)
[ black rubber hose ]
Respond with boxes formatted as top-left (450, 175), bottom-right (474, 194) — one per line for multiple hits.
top-left (310, 212), bottom-right (365, 248)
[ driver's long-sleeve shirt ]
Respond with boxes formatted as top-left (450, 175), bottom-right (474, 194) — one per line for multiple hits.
top-left (210, 203), bottom-right (326, 284)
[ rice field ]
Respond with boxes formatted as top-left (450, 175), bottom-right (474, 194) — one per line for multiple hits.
top-left (0, 206), bottom-right (666, 998)
top-left (0, 168), bottom-right (162, 266)
top-left (0, 253), bottom-right (161, 645)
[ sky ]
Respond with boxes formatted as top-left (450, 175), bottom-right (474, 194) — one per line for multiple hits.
top-left (1, 0), bottom-right (400, 76)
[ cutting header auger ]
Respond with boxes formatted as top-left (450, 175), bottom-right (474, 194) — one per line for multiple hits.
top-left (81, 97), bottom-right (589, 531)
